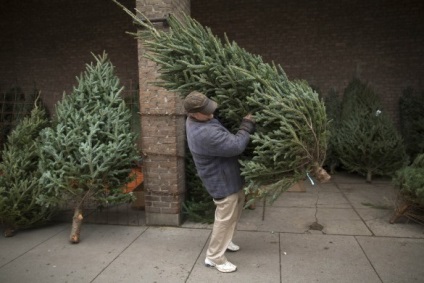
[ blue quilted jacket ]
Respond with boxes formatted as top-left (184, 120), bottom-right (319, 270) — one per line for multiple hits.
top-left (186, 117), bottom-right (251, 199)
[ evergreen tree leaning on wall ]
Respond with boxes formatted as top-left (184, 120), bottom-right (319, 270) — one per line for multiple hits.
top-left (399, 87), bottom-right (424, 162)
top-left (0, 101), bottom-right (56, 237)
top-left (38, 53), bottom-right (138, 243)
top-left (323, 88), bottom-right (342, 174)
top-left (334, 78), bottom-right (408, 182)
top-left (0, 87), bottom-right (38, 153)
top-left (114, 2), bottom-right (331, 204)
top-left (183, 147), bottom-right (215, 223)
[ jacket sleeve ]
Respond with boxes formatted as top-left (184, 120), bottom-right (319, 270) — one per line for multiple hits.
top-left (196, 123), bottom-right (251, 157)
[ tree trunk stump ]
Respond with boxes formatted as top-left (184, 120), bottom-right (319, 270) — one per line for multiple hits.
top-left (70, 206), bottom-right (83, 243)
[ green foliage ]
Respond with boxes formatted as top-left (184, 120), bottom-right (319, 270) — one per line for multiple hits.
top-left (38, 52), bottom-right (138, 210)
top-left (334, 78), bottom-right (408, 182)
top-left (240, 80), bottom-right (329, 200)
top-left (0, 87), bottom-right (37, 152)
top-left (182, 147), bottom-right (214, 223)
top-left (0, 103), bottom-right (56, 235)
top-left (115, 3), bottom-right (330, 202)
top-left (323, 88), bottom-right (342, 174)
top-left (399, 87), bottom-right (424, 161)
top-left (393, 154), bottom-right (424, 206)
top-left (123, 86), bottom-right (141, 148)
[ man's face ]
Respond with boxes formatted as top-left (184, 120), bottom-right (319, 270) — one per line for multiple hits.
top-left (191, 112), bottom-right (214, 121)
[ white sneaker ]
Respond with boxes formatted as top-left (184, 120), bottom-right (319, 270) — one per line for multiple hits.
top-left (205, 258), bottom-right (237, 273)
top-left (227, 241), bottom-right (240, 252)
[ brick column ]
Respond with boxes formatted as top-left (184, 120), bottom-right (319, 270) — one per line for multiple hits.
top-left (136, 0), bottom-right (190, 225)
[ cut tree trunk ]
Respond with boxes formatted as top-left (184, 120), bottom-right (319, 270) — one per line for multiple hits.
top-left (389, 201), bottom-right (410, 224)
top-left (70, 205), bottom-right (83, 243)
top-left (312, 163), bottom-right (331, 183)
top-left (3, 226), bottom-right (15, 237)
top-left (366, 171), bottom-right (372, 183)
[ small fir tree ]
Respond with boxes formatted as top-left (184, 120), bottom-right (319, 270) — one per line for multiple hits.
top-left (0, 102), bottom-right (55, 237)
top-left (38, 53), bottom-right (138, 243)
top-left (391, 154), bottom-right (424, 224)
top-left (399, 87), bottom-right (424, 161)
top-left (323, 88), bottom-right (342, 174)
top-left (114, 2), bottom-right (330, 204)
top-left (334, 78), bottom-right (408, 182)
top-left (0, 87), bottom-right (38, 151)
top-left (182, 148), bottom-right (214, 223)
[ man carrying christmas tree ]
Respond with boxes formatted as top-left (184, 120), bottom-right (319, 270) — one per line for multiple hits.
top-left (184, 91), bottom-right (255, 273)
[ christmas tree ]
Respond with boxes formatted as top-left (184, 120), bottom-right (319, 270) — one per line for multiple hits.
top-left (399, 87), bottom-right (424, 161)
top-left (115, 2), bottom-right (330, 202)
top-left (391, 154), bottom-right (424, 224)
top-left (323, 88), bottom-right (342, 174)
top-left (182, 147), bottom-right (214, 223)
top-left (0, 101), bottom-right (56, 237)
top-left (334, 78), bottom-right (408, 182)
top-left (38, 53), bottom-right (138, 243)
top-left (0, 87), bottom-right (38, 152)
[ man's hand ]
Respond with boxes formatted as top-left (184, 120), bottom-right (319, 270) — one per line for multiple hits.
top-left (240, 113), bottom-right (256, 134)
top-left (244, 113), bottom-right (255, 122)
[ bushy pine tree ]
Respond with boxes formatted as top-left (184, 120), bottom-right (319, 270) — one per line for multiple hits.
top-left (0, 102), bottom-right (55, 237)
top-left (334, 78), bottom-right (408, 182)
top-left (391, 154), bottom-right (424, 224)
top-left (182, 148), bottom-right (214, 223)
top-left (394, 154), bottom-right (424, 206)
top-left (38, 53), bottom-right (138, 243)
top-left (323, 88), bottom-right (342, 174)
top-left (399, 87), bottom-right (424, 161)
top-left (0, 87), bottom-right (38, 152)
top-left (115, 2), bottom-right (330, 202)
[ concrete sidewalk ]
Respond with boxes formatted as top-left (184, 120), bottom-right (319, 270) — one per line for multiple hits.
top-left (1, 173), bottom-right (423, 282)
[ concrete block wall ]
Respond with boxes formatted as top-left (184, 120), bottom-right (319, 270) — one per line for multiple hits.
top-left (136, 0), bottom-right (190, 226)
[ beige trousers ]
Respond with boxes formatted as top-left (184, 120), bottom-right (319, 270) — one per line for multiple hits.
top-left (206, 189), bottom-right (245, 264)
